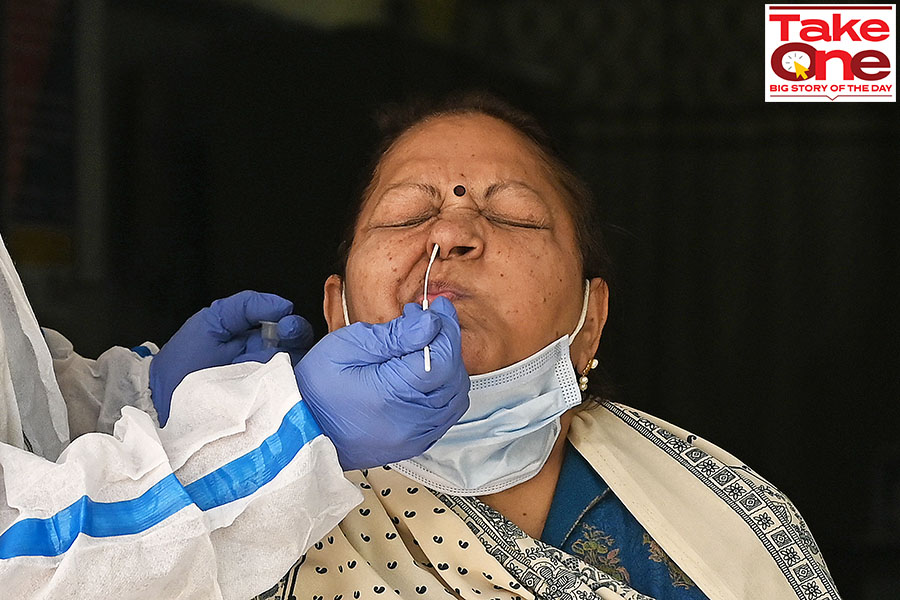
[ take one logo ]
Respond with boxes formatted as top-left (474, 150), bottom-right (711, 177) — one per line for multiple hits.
top-left (765, 4), bottom-right (896, 102)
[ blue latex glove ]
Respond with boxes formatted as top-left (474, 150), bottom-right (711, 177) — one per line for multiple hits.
top-left (150, 290), bottom-right (314, 426)
top-left (295, 296), bottom-right (469, 471)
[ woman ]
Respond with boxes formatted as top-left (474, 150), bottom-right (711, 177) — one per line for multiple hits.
top-left (257, 93), bottom-right (840, 600)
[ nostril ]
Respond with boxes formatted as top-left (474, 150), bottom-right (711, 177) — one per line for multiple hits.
top-left (448, 246), bottom-right (475, 257)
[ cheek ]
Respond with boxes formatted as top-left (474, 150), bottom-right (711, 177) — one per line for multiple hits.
top-left (489, 235), bottom-right (581, 335)
top-left (491, 234), bottom-right (575, 289)
top-left (346, 236), bottom-right (419, 322)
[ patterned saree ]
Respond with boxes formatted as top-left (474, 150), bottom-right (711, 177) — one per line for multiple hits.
top-left (252, 402), bottom-right (840, 600)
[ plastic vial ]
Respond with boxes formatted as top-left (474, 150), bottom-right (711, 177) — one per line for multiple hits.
top-left (259, 320), bottom-right (279, 349)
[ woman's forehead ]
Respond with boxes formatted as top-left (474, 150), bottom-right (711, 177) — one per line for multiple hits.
top-left (381, 114), bottom-right (546, 176)
top-left (361, 114), bottom-right (559, 213)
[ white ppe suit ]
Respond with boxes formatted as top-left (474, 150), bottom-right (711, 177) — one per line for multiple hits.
top-left (0, 235), bottom-right (362, 599)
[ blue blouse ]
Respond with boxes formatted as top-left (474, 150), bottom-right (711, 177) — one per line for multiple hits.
top-left (541, 442), bottom-right (711, 600)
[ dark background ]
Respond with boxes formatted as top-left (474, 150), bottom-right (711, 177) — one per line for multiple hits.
top-left (3, 1), bottom-right (898, 596)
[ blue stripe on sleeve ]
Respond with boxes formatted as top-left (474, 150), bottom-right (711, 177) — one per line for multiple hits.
top-left (130, 345), bottom-right (154, 358)
top-left (0, 474), bottom-right (192, 558)
top-left (184, 399), bottom-right (322, 510)
top-left (0, 400), bottom-right (323, 559)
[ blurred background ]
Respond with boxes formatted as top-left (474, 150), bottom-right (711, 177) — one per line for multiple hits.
top-left (2, 0), bottom-right (898, 596)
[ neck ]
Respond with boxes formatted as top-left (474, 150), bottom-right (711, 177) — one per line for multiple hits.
top-left (478, 410), bottom-right (574, 539)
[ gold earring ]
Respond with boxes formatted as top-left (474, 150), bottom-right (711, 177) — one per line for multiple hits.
top-left (579, 358), bottom-right (599, 391)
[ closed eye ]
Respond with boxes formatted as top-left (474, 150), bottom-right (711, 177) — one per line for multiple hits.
top-left (482, 182), bottom-right (551, 230)
top-left (374, 214), bottom-right (434, 228)
top-left (483, 212), bottom-right (549, 230)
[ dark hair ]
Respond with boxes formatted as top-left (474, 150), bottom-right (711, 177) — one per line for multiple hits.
top-left (336, 90), bottom-right (613, 286)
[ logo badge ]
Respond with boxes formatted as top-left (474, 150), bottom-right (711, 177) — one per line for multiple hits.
top-left (765, 4), bottom-right (896, 102)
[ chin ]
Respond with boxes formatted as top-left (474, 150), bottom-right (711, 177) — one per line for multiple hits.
top-left (459, 331), bottom-right (505, 376)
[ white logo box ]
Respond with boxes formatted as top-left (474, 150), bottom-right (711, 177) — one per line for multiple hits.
top-left (765, 4), bottom-right (896, 102)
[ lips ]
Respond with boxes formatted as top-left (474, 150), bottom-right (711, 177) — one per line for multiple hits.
top-left (415, 279), bottom-right (469, 305)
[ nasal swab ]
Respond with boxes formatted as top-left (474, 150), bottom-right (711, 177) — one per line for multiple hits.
top-left (422, 244), bottom-right (440, 372)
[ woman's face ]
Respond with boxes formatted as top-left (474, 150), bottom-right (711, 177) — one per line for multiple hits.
top-left (328, 113), bottom-right (605, 375)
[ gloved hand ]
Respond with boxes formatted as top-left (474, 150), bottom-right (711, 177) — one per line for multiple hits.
top-left (295, 296), bottom-right (469, 471)
top-left (150, 290), bottom-right (314, 426)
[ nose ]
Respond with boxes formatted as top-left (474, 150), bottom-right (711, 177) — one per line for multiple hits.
top-left (427, 209), bottom-right (484, 260)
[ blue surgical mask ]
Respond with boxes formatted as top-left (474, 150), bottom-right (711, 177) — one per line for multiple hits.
top-left (390, 281), bottom-right (590, 496)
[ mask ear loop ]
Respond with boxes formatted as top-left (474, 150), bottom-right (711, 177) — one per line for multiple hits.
top-left (341, 284), bottom-right (350, 327)
top-left (568, 280), bottom-right (591, 346)
top-left (570, 280), bottom-right (597, 391)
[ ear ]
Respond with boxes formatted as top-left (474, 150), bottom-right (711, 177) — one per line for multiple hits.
top-left (570, 278), bottom-right (609, 373)
top-left (323, 274), bottom-right (346, 332)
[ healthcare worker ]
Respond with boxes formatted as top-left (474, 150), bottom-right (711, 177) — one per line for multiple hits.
top-left (0, 233), bottom-right (468, 600)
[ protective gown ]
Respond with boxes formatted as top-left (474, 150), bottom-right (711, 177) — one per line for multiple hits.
top-left (0, 236), bottom-right (362, 599)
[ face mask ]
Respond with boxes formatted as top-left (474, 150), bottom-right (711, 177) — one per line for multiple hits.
top-left (390, 281), bottom-right (589, 495)
top-left (341, 273), bottom-right (590, 496)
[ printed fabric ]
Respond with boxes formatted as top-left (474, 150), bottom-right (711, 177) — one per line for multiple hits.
top-left (255, 464), bottom-right (649, 600)
top-left (541, 441), bottom-right (709, 599)
top-left (254, 401), bottom-right (842, 600)
top-left (568, 402), bottom-right (841, 600)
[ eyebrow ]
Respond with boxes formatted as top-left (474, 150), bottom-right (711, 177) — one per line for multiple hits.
top-left (374, 180), bottom-right (546, 209)
top-left (367, 182), bottom-right (442, 219)
top-left (381, 182), bottom-right (442, 199)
